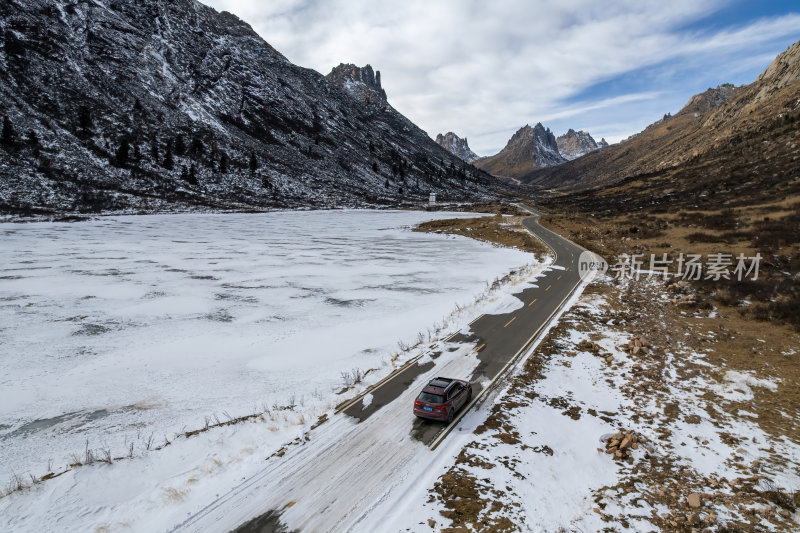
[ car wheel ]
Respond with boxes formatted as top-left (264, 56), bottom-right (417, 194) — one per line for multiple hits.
top-left (447, 409), bottom-right (454, 423)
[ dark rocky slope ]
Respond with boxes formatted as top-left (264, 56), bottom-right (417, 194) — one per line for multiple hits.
top-left (0, 0), bottom-right (494, 215)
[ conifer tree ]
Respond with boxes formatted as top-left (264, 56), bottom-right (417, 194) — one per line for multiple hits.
top-left (175, 135), bottom-right (186, 156)
top-left (114, 138), bottom-right (130, 167)
top-left (163, 139), bottom-right (174, 170)
top-left (2, 115), bottom-right (15, 145)
top-left (191, 136), bottom-right (204, 155)
top-left (78, 106), bottom-right (92, 134)
top-left (249, 152), bottom-right (258, 174)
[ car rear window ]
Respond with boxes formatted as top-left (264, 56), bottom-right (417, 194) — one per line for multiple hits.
top-left (418, 392), bottom-right (444, 403)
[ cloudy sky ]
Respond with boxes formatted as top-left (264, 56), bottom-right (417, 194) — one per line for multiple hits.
top-left (202, 0), bottom-right (800, 155)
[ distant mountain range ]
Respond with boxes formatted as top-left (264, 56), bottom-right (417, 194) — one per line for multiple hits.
top-left (435, 125), bottom-right (607, 173)
top-left (0, 0), bottom-right (495, 215)
top-left (471, 122), bottom-right (606, 179)
top-left (523, 39), bottom-right (800, 211)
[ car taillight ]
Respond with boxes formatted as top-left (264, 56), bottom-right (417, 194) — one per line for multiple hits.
top-left (434, 405), bottom-right (446, 410)
top-left (414, 401), bottom-right (422, 406)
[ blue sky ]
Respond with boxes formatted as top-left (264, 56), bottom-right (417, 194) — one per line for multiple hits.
top-left (203, 0), bottom-right (799, 155)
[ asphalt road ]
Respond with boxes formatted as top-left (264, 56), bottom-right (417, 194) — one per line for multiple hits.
top-left (177, 206), bottom-right (592, 533)
top-left (339, 205), bottom-right (588, 448)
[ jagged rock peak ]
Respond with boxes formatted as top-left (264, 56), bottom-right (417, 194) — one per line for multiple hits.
top-left (556, 129), bottom-right (602, 161)
top-left (509, 123), bottom-right (561, 160)
top-left (326, 63), bottom-right (387, 106)
top-left (750, 40), bottom-right (800, 105)
top-left (757, 39), bottom-right (800, 88)
top-left (678, 84), bottom-right (740, 116)
top-left (503, 122), bottom-right (565, 167)
top-left (435, 132), bottom-right (478, 163)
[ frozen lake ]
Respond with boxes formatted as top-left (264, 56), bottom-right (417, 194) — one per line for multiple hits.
top-left (0, 210), bottom-right (532, 479)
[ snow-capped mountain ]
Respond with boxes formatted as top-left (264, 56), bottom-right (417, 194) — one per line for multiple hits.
top-left (556, 129), bottom-right (606, 161)
top-left (475, 123), bottom-right (565, 178)
top-left (0, 0), bottom-right (494, 215)
top-left (435, 132), bottom-right (479, 163)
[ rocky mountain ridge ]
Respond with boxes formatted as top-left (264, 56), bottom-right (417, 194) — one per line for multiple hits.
top-left (524, 39), bottom-right (800, 210)
top-left (0, 0), bottom-right (494, 215)
top-left (435, 132), bottom-right (479, 163)
top-left (556, 129), bottom-right (607, 161)
top-left (474, 123), bottom-right (564, 179)
top-left (676, 83), bottom-right (741, 117)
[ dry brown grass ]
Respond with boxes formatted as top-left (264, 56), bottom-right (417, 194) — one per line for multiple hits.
top-left (414, 214), bottom-right (549, 258)
top-left (431, 449), bottom-right (518, 533)
top-left (587, 278), bottom-right (800, 531)
top-left (538, 199), bottom-right (800, 330)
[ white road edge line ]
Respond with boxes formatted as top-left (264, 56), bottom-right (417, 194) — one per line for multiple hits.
top-left (334, 353), bottom-right (427, 414)
top-left (428, 205), bottom-right (598, 450)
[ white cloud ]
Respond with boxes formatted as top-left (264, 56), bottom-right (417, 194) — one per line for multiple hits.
top-left (201, 0), bottom-right (800, 154)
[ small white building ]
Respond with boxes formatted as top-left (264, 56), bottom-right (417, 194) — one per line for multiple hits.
top-left (428, 193), bottom-right (436, 206)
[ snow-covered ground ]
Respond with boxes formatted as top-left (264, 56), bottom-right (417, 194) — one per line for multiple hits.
top-left (398, 276), bottom-right (800, 532)
top-left (0, 209), bottom-right (553, 531)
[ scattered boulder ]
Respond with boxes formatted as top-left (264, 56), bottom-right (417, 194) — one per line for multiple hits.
top-left (621, 335), bottom-right (651, 355)
top-left (669, 280), bottom-right (693, 294)
top-left (671, 293), bottom-right (697, 306)
top-left (577, 339), bottom-right (602, 354)
top-left (687, 492), bottom-right (702, 508)
top-left (602, 429), bottom-right (643, 460)
top-left (578, 339), bottom-right (615, 364)
top-left (667, 280), bottom-right (698, 305)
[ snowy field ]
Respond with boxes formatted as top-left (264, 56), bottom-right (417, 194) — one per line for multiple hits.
top-left (0, 210), bottom-right (534, 486)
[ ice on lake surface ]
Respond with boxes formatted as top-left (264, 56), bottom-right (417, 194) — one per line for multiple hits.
top-left (0, 210), bottom-right (531, 477)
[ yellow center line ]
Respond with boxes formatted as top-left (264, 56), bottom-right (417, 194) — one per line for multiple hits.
top-left (504, 316), bottom-right (516, 328)
top-left (471, 343), bottom-right (486, 354)
top-left (557, 274), bottom-right (562, 280)
top-left (545, 284), bottom-right (551, 291)
top-left (528, 298), bottom-right (537, 307)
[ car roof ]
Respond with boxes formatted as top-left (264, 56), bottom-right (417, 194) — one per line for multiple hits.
top-left (422, 377), bottom-right (460, 396)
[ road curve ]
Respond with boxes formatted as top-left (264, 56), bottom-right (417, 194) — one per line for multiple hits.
top-left (173, 205), bottom-right (594, 533)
